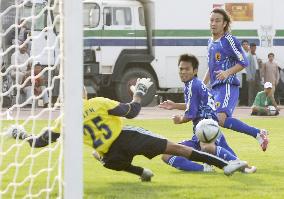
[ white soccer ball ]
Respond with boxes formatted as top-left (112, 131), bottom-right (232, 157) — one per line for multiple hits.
top-left (267, 106), bottom-right (277, 116)
top-left (195, 119), bottom-right (221, 143)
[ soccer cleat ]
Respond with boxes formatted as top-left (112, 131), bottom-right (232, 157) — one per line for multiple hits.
top-left (242, 166), bottom-right (257, 174)
top-left (257, 129), bottom-right (269, 152)
top-left (140, 168), bottom-right (154, 182)
top-left (223, 160), bottom-right (247, 176)
top-left (203, 163), bottom-right (215, 172)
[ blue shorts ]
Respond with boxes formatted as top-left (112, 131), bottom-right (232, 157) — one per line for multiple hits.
top-left (212, 84), bottom-right (239, 117)
top-left (179, 134), bottom-right (237, 157)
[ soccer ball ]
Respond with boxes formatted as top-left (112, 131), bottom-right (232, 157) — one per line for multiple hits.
top-left (195, 119), bottom-right (221, 143)
top-left (267, 106), bottom-right (277, 115)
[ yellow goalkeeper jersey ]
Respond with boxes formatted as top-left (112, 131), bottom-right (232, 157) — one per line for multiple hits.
top-left (52, 97), bottom-right (123, 156)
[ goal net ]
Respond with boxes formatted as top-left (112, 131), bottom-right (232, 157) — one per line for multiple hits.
top-left (0, 0), bottom-right (83, 198)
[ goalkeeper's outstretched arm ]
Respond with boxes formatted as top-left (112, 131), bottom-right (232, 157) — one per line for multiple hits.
top-left (26, 130), bottom-right (60, 148)
top-left (9, 126), bottom-right (60, 148)
top-left (108, 78), bottom-right (153, 119)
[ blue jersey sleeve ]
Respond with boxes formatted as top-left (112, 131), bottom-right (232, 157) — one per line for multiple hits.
top-left (184, 83), bottom-right (200, 120)
top-left (224, 34), bottom-right (248, 67)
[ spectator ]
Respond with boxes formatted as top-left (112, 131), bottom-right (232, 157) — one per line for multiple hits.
top-left (22, 63), bottom-right (49, 108)
top-left (238, 40), bottom-right (250, 105)
top-left (251, 82), bottom-right (280, 116)
top-left (12, 18), bottom-right (30, 45)
top-left (246, 43), bottom-right (262, 106)
top-left (262, 53), bottom-right (280, 96)
top-left (241, 40), bottom-right (250, 56)
top-left (10, 43), bottom-right (31, 84)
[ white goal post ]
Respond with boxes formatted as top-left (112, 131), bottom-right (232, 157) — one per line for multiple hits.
top-left (62, 0), bottom-right (83, 198)
top-left (0, 0), bottom-right (83, 198)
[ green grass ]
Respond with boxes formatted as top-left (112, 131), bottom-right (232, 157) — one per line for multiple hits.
top-left (1, 117), bottom-right (284, 198)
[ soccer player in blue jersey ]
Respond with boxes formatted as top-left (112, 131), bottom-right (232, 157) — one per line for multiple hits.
top-left (8, 79), bottom-right (247, 181)
top-left (159, 54), bottom-right (256, 173)
top-left (203, 8), bottom-right (269, 151)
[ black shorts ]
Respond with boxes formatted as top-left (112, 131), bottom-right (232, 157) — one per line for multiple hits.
top-left (102, 126), bottom-right (168, 171)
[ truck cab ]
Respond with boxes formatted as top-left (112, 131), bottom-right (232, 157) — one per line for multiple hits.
top-left (83, 0), bottom-right (156, 105)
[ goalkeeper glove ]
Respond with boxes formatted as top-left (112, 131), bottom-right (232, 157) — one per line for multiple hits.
top-left (130, 78), bottom-right (153, 97)
top-left (7, 125), bottom-right (29, 140)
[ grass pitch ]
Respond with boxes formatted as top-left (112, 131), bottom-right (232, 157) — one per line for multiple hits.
top-left (1, 117), bottom-right (284, 199)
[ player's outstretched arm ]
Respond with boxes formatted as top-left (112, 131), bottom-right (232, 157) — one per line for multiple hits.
top-left (7, 125), bottom-right (60, 148)
top-left (108, 78), bottom-right (153, 119)
top-left (172, 115), bottom-right (191, 124)
top-left (158, 100), bottom-right (186, 110)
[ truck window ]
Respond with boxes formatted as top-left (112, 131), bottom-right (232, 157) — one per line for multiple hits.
top-left (19, 3), bottom-right (44, 31)
top-left (103, 7), bottom-right (112, 26)
top-left (113, 7), bottom-right (132, 25)
top-left (138, 7), bottom-right (145, 26)
top-left (84, 3), bottom-right (100, 28)
top-left (34, 4), bottom-right (45, 31)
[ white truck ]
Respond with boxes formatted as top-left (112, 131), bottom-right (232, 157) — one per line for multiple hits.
top-left (82, 0), bottom-right (284, 105)
top-left (3, 0), bottom-right (284, 105)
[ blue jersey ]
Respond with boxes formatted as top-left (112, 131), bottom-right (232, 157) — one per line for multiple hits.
top-left (184, 77), bottom-right (218, 126)
top-left (207, 32), bottom-right (248, 88)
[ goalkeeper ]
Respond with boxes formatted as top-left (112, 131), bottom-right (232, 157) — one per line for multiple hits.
top-left (9, 78), bottom-right (247, 181)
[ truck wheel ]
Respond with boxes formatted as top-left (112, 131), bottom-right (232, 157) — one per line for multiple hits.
top-left (115, 68), bottom-right (157, 106)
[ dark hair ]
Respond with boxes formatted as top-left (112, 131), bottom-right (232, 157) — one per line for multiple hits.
top-left (178, 54), bottom-right (199, 71)
top-left (241, 40), bottom-right (249, 45)
top-left (211, 8), bottom-right (232, 32)
top-left (34, 62), bottom-right (42, 67)
top-left (250, 43), bottom-right (256, 47)
top-left (268, 52), bottom-right (275, 57)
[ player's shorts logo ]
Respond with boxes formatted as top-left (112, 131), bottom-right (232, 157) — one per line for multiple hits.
top-left (215, 52), bottom-right (221, 61)
top-left (215, 101), bottom-right (221, 108)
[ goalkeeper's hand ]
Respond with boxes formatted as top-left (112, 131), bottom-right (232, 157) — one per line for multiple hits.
top-left (130, 78), bottom-right (153, 97)
top-left (7, 125), bottom-right (30, 140)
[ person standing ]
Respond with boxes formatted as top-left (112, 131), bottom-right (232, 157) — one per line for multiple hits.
top-left (246, 43), bottom-right (262, 106)
top-left (10, 43), bottom-right (30, 84)
top-left (262, 53), bottom-right (280, 96)
top-left (203, 8), bottom-right (269, 151)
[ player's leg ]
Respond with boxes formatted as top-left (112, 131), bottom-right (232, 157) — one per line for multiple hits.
top-left (200, 135), bottom-right (257, 174)
top-left (102, 130), bottom-right (153, 181)
top-left (121, 126), bottom-right (247, 176)
top-left (123, 126), bottom-right (226, 170)
top-left (214, 84), bottom-right (269, 151)
top-left (161, 139), bottom-right (210, 172)
top-left (200, 142), bottom-right (237, 162)
top-left (104, 159), bottom-right (153, 181)
top-left (164, 141), bottom-right (248, 176)
top-left (251, 105), bottom-right (269, 116)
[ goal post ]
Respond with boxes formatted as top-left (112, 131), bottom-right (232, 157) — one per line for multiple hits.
top-left (0, 0), bottom-right (83, 198)
top-left (62, 0), bottom-right (83, 198)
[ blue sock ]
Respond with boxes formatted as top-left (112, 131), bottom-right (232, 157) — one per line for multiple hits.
top-left (224, 117), bottom-right (260, 138)
top-left (215, 146), bottom-right (237, 161)
top-left (165, 156), bottom-right (204, 171)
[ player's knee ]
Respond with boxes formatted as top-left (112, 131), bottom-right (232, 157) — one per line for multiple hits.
top-left (165, 141), bottom-right (191, 157)
top-left (217, 113), bottom-right (227, 127)
top-left (161, 154), bottom-right (171, 163)
top-left (200, 142), bottom-right (215, 154)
